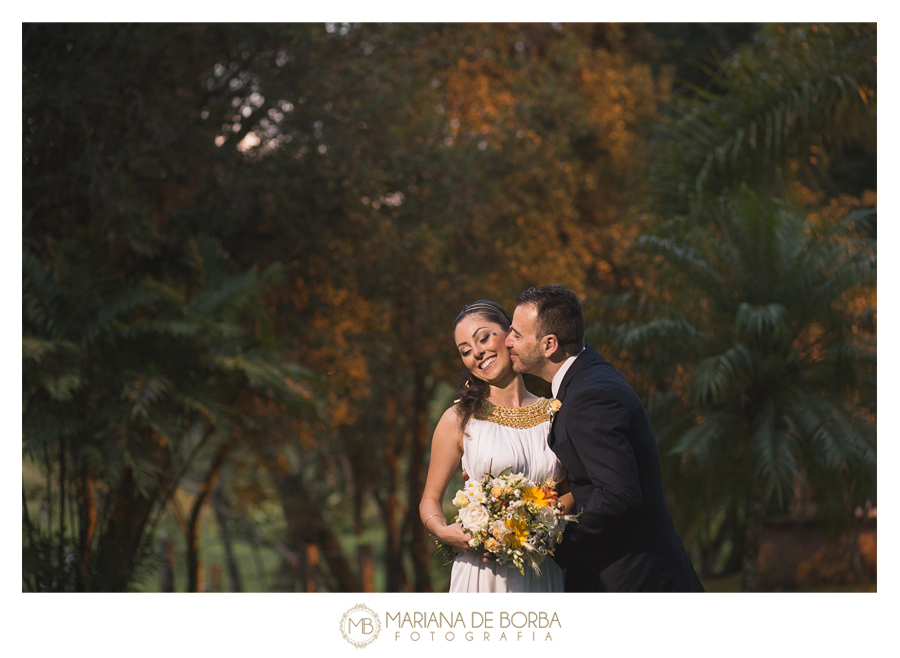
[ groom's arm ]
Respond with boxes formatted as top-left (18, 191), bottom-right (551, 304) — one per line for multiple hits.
top-left (565, 386), bottom-right (642, 541)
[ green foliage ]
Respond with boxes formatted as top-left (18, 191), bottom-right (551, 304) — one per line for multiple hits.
top-left (22, 227), bottom-right (315, 590)
top-left (605, 187), bottom-right (875, 583)
top-left (648, 23), bottom-right (876, 214)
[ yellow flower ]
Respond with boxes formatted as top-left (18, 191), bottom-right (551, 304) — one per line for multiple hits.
top-left (484, 538), bottom-right (499, 552)
top-left (522, 484), bottom-right (550, 508)
top-left (504, 516), bottom-right (529, 549)
top-left (491, 485), bottom-right (502, 497)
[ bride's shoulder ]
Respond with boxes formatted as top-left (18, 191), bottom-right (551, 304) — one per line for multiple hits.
top-left (440, 404), bottom-right (462, 421)
top-left (432, 405), bottom-right (465, 450)
top-left (436, 404), bottom-right (464, 432)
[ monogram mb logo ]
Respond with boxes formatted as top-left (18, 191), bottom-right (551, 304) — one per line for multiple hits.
top-left (340, 603), bottom-right (382, 648)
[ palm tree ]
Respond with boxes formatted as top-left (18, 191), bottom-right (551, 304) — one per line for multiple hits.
top-left (647, 23), bottom-right (876, 216)
top-left (22, 232), bottom-right (315, 591)
top-left (607, 188), bottom-right (875, 590)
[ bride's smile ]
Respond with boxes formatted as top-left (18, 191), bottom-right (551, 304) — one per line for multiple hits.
top-left (478, 356), bottom-right (497, 370)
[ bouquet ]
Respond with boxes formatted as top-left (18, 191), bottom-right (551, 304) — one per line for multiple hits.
top-left (437, 466), bottom-right (579, 576)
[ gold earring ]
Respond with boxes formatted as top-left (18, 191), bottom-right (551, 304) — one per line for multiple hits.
top-left (464, 381), bottom-right (470, 388)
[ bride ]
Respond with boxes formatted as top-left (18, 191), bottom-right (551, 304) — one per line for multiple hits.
top-left (419, 299), bottom-right (573, 592)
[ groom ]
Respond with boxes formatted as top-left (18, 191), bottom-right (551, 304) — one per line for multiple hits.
top-left (506, 285), bottom-right (704, 592)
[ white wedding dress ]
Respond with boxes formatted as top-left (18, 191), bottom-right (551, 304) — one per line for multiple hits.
top-left (449, 398), bottom-right (566, 593)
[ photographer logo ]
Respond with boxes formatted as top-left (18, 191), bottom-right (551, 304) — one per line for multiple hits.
top-left (340, 604), bottom-right (382, 648)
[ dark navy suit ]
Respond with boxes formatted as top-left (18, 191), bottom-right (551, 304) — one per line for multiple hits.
top-left (550, 346), bottom-right (704, 592)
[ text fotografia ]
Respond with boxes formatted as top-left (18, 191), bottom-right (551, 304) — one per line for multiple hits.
top-left (386, 611), bottom-right (561, 642)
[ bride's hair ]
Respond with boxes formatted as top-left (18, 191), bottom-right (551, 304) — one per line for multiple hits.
top-left (452, 299), bottom-right (512, 433)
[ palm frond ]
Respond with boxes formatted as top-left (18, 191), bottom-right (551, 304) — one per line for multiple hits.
top-left (188, 270), bottom-right (259, 318)
top-left (786, 392), bottom-right (876, 472)
top-left (38, 371), bottom-right (85, 402)
top-left (23, 248), bottom-right (63, 338)
top-left (751, 398), bottom-right (799, 505)
top-left (82, 285), bottom-right (167, 345)
top-left (121, 374), bottom-right (173, 420)
top-left (670, 411), bottom-right (743, 468)
top-left (22, 336), bottom-right (81, 363)
top-left (633, 235), bottom-right (731, 303)
top-left (733, 302), bottom-right (790, 350)
top-left (614, 317), bottom-right (705, 354)
top-left (692, 345), bottom-right (755, 405)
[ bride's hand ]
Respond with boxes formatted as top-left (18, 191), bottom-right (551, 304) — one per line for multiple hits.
top-left (558, 492), bottom-right (575, 514)
top-left (438, 521), bottom-right (473, 552)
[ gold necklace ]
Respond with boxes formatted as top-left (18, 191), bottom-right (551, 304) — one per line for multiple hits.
top-left (473, 398), bottom-right (552, 429)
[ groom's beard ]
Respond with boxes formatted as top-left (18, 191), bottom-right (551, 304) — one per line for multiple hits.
top-left (511, 345), bottom-right (542, 375)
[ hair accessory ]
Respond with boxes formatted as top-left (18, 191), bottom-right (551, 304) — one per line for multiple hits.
top-left (463, 302), bottom-right (509, 320)
top-left (465, 302), bottom-right (501, 313)
top-left (464, 380), bottom-right (470, 388)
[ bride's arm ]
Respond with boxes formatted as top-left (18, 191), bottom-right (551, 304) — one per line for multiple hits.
top-left (419, 407), bottom-right (472, 552)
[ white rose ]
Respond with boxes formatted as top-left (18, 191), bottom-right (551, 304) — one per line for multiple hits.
top-left (458, 503), bottom-right (490, 531)
top-left (452, 490), bottom-right (469, 508)
top-left (537, 506), bottom-right (558, 525)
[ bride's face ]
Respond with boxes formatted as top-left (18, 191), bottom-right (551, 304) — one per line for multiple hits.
top-left (454, 315), bottom-right (512, 384)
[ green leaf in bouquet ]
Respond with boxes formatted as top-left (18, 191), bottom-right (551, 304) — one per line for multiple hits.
top-left (433, 539), bottom-right (458, 567)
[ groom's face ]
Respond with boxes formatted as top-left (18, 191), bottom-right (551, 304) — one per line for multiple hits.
top-left (506, 304), bottom-right (544, 375)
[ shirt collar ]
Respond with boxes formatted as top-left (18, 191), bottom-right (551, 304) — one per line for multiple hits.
top-left (551, 347), bottom-right (585, 399)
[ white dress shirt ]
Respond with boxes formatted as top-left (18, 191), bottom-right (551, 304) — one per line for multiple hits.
top-left (551, 347), bottom-right (585, 399)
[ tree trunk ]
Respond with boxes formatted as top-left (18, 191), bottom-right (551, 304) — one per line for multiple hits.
top-left (77, 465), bottom-right (98, 589)
top-left (741, 478), bottom-right (765, 592)
top-left (406, 369), bottom-right (433, 592)
top-left (379, 489), bottom-right (407, 592)
top-left (380, 390), bottom-right (408, 592)
top-left (92, 466), bottom-right (158, 591)
top-left (92, 428), bottom-right (172, 592)
top-left (57, 435), bottom-right (66, 586)
top-left (358, 544), bottom-right (375, 592)
top-left (724, 497), bottom-right (746, 574)
top-left (305, 544), bottom-right (320, 592)
top-left (273, 471), bottom-right (358, 592)
top-left (212, 486), bottom-right (243, 592)
top-left (159, 534), bottom-right (176, 592)
top-left (22, 485), bottom-right (38, 592)
top-left (186, 445), bottom-right (229, 593)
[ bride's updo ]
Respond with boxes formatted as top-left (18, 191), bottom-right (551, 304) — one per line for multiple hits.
top-left (452, 299), bottom-right (512, 433)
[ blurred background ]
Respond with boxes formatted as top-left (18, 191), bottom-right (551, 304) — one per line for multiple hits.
top-left (22, 23), bottom-right (876, 593)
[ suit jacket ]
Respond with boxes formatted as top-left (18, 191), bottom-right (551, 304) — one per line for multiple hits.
top-left (550, 346), bottom-right (704, 592)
